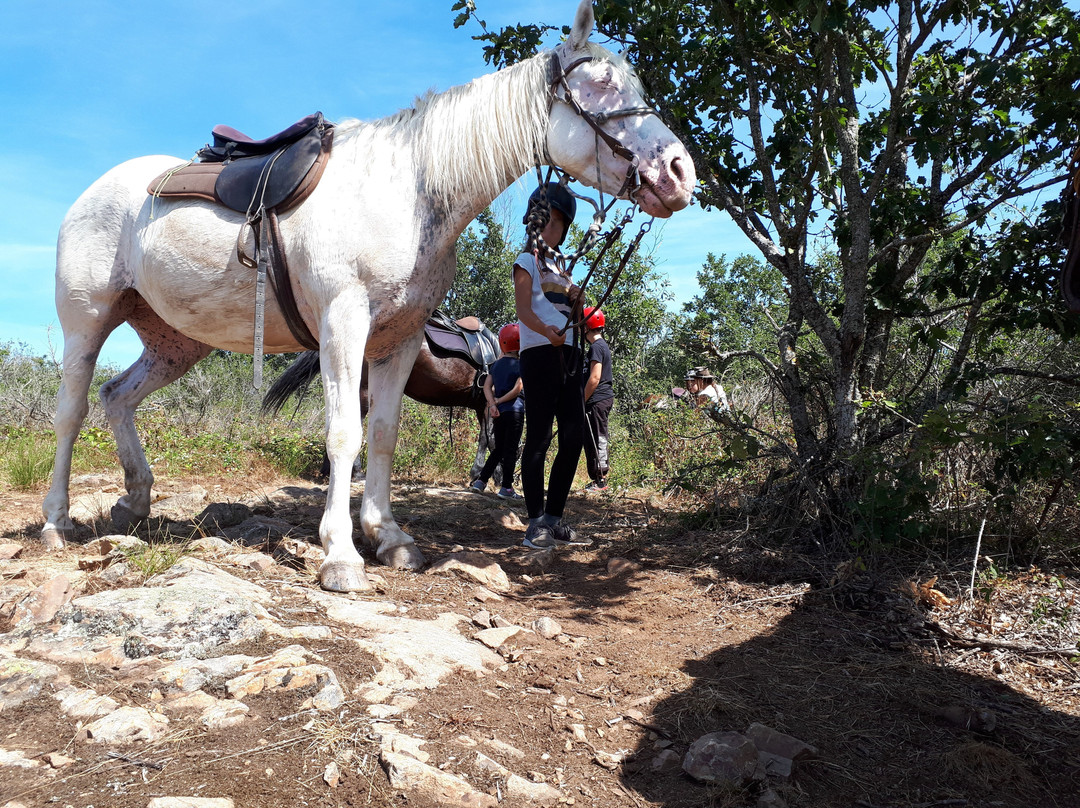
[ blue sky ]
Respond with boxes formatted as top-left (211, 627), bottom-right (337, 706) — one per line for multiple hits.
top-left (0, 0), bottom-right (751, 369)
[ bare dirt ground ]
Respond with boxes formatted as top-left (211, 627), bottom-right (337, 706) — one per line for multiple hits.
top-left (2, 470), bottom-right (1079, 808)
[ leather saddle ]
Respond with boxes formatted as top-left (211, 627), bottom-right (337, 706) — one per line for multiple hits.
top-left (147, 112), bottom-right (334, 215)
top-left (424, 309), bottom-right (502, 371)
top-left (144, 114), bottom-right (337, 362)
top-left (1062, 147), bottom-right (1080, 313)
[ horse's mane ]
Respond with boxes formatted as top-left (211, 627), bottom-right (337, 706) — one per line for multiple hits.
top-left (332, 43), bottom-right (637, 207)
top-left (334, 55), bottom-right (550, 206)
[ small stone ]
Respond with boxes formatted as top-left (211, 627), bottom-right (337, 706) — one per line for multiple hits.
top-left (241, 553), bottom-right (276, 572)
top-left (81, 537), bottom-right (116, 556)
top-left (532, 617), bottom-right (562, 639)
top-left (473, 586), bottom-right (503, 603)
top-left (651, 749), bottom-right (681, 772)
top-left (474, 626), bottom-right (522, 649)
top-left (324, 760), bottom-right (341, 787)
top-left (45, 752), bottom-right (76, 769)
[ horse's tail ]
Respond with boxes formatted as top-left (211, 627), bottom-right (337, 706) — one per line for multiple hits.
top-left (262, 350), bottom-right (322, 416)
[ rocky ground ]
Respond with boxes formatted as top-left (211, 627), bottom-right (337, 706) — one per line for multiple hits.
top-left (1, 472), bottom-right (1079, 808)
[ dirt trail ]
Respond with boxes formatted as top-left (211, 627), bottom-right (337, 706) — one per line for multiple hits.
top-left (1, 473), bottom-right (1078, 807)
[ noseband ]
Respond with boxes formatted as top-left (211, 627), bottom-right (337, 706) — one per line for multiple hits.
top-left (527, 51), bottom-right (661, 346)
top-left (546, 51), bottom-right (659, 201)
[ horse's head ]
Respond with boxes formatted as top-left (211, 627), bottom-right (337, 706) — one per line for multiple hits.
top-left (545, 0), bottom-right (696, 218)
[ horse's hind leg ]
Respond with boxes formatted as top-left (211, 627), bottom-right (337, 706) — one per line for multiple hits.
top-left (99, 303), bottom-right (211, 530)
top-left (41, 318), bottom-right (125, 549)
top-left (361, 333), bottom-right (426, 570)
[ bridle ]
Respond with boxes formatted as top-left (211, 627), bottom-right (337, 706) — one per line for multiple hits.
top-left (545, 51), bottom-right (659, 204)
top-left (526, 51), bottom-right (660, 338)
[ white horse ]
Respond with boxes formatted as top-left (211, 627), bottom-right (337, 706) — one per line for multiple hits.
top-left (42, 0), bottom-right (695, 592)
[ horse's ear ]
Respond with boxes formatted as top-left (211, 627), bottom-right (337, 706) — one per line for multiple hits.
top-left (569, 0), bottom-right (594, 50)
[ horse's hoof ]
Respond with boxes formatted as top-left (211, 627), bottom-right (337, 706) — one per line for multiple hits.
top-left (110, 502), bottom-right (144, 533)
top-left (377, 543), bottom-right (425, 570)
top-left (319, 561), bottom-right (373, 593)
top-left (41, 527), bottom-right (69, 552)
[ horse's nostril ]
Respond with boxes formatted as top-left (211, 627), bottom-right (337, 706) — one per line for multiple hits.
top-left (670, 154), bottom-right (689, 186)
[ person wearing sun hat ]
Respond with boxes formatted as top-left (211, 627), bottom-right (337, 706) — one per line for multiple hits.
top-left (684, 366), bottom-right (730, 411)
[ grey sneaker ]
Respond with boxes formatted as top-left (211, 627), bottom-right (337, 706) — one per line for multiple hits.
top-left (497, 487), bottom-right (523, 501)
top-left (523, 522), bottom-right (558, 549)
top-left (552, 523), bottom-right (592, 546)
top-left (469, 479), bottom-right (486, 494)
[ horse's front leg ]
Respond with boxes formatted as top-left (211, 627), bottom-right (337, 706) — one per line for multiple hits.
top-left (361, 332), bottom-right (426, 570)
top-left (318, 298), bottom-right (372, 592)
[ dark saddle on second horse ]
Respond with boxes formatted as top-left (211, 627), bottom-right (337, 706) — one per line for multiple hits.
top-left (424, 309), bottom-right (501, 372)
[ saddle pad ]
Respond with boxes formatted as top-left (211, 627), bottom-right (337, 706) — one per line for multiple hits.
top-left (147, 162), bottom-right (223, 203)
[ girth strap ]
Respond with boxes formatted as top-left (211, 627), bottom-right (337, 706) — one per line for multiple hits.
top-left (245, 208), bottom-right (320, 388)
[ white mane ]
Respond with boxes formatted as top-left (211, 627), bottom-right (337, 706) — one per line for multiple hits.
top-left (334, 55), bottom-right (553, 207)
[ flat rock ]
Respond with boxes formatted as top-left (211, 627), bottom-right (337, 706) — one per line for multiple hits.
top-left (54, 685), bottom-right (120, 719)
top-left (683, 730), bottom-right (758, 785)
top-left (68, 491), bottom-right (114, 523)
top-left (81, 705), bottom-right (169, 743)
top-left (427, 551), bottom-right (512, 593)
top-left (50, 560), bottom-right (275, 659)
top-left (0, 544), bottom-right (23, 560)
top-left (381, 750), bottom-right (497, 807)
top-left (151, 488), bottom-right (209, 521)
top-left (474, 626), bottom-right (522, 649)
top-left (13, 574), bottom-right (74, 625)
top-left (0, 657), bottom-right (62, 710)
top-left (146, 799), bottom-right (235, 808)
top-left (0, 748), bottom-right (41, 769)
top-left (305, 591), bottom-right (502, 689)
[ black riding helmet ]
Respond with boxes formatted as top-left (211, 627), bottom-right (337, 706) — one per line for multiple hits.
top-left (523, 182), bottom-right (577, 245)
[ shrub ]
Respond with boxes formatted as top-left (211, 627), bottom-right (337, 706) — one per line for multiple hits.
top-left (4, 430), bottom-right (53, 490)
top-left (252, 432), bottom-right (326, 478)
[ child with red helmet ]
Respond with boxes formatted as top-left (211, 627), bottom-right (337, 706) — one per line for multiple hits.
top-left (581, 306), bottom-right (613, 492)
top-left (470, 324), bottom-right (525, 500)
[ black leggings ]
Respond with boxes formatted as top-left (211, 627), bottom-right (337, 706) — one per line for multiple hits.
top-left (519, 344), bottom-right (584, 519)
top-left (479, 409), bottom-right (524, 486)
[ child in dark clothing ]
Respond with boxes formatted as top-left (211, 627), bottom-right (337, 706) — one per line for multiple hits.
top-left (514, 182), bottom-right (592, 549)
top-left (470, 324), bottom-right (525, 500)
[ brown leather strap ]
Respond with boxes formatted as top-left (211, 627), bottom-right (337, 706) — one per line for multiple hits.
top-left (265, 210), bottom-right (320, 350)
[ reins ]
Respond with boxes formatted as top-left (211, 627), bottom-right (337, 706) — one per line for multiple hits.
top-left (525, 51), bottom-right (659, 339)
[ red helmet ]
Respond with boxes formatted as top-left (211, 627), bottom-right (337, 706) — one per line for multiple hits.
top-left (498, 323), bottom-right (520, 353)
top-left (583, 306), bottom-right (606, 330)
